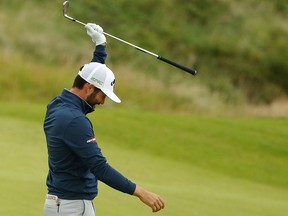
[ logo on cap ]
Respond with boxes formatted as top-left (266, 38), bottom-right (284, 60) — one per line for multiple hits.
top-left (91, 77), bottom-right (103, 86)
top-left (111, 79), bottom-right (115, 86)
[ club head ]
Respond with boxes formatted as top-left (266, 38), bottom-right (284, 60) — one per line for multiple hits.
top-left (63, 1), bottom-right (69, 16)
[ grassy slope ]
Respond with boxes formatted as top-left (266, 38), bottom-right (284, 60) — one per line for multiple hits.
top-left (0, 102), bottom-right (287, 216)
top-left (1, 0), bottom-right (288, 106)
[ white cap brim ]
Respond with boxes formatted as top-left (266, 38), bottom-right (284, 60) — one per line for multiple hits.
top-left (102, 89), bottom-right (121, 103)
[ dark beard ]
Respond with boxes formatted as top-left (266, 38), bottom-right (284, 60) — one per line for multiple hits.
top-left (86, 89), bottom-right (100, 108)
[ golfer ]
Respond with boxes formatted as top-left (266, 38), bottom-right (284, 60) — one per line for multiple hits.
top-left (43, 23), bottom-right (165, 216)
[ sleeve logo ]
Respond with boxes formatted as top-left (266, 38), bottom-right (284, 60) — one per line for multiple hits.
top-left (87, 137), bottom-right (96, 143)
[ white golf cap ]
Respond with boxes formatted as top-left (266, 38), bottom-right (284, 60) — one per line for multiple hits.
top-left (78, 62), bottom-right (121, 103)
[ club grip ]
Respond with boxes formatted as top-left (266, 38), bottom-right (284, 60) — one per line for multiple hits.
top-left (157, 56), bottom-right (197, 75)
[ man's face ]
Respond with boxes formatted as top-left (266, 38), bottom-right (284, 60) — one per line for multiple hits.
top-left (86, 87), bottom-right (106, 109)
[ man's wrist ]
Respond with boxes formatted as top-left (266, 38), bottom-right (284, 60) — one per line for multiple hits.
top-left (133, 185), bottom-right (144, 198)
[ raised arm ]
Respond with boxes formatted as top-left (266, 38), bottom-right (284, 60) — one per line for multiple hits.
top-left (85, 23), bottom-right (107, 63)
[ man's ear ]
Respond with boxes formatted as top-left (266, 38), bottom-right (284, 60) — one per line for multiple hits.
top-left (85, 83), bottom-right (94, 94)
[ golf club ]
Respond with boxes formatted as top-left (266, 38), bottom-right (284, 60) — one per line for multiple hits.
top-left (63, 1), bottom-right (197, 75)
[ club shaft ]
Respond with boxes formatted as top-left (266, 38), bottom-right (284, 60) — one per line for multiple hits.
top-left (64, 15), bottom-right (158, 57)
top-left (105, 32), bottom-right (196, 75)
top-left (103, 32), bottom-right (159, 57)
top-left (64, 14), bottom-right (86, 26)
top-left (63, 2), bottom-right (197, 75)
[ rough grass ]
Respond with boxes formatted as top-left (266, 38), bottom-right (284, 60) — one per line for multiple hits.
top-left (1, 0), bottom-right (287, 104)
top-left (0, 55), bottom-right (236, 115)
top-left (1, 55), bottom-right (287, 116)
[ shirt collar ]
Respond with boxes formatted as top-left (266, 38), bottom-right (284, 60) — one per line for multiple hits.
top-left (61, 89), bottom-right (94, 115)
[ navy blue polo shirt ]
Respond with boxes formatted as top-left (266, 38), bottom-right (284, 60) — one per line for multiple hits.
top-left (43, 46), bottom-right (136, 200)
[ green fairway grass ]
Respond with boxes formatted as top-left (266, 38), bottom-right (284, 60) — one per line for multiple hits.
top-left (0, 102), bottom-right (287, 216)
